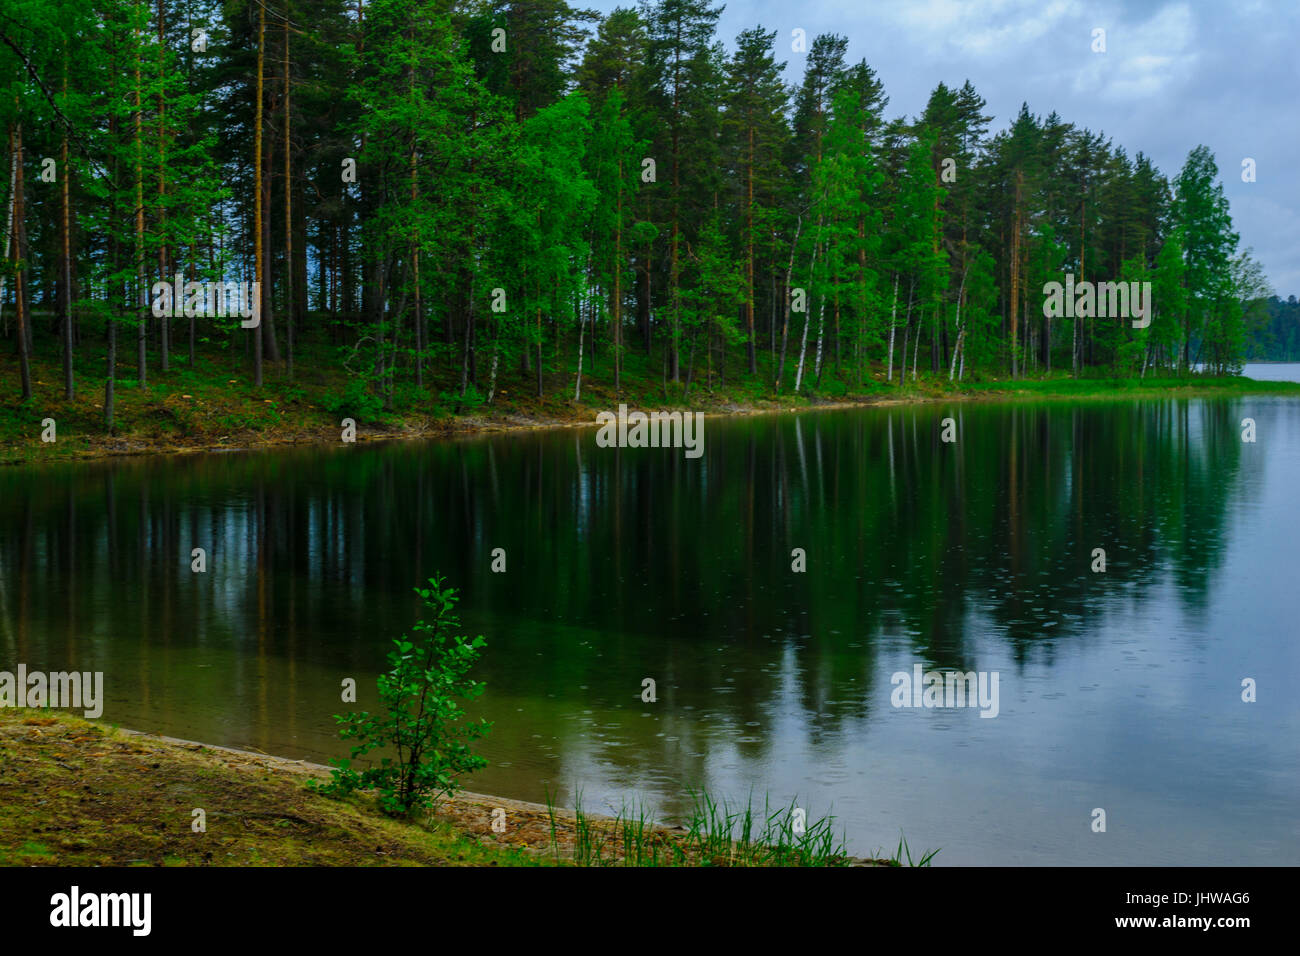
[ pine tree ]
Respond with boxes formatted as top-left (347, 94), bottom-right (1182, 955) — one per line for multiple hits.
top-left (723, 24), bottom-right (788, 375)
top-left (1173, 145), bottom-right (1238, 373)
top-left (640, 0), bottom-right (724, 385)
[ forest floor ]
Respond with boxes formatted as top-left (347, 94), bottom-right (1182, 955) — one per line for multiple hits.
top-left (4, 330), bottom-right (1298, 465)
top-left (0, 710), bottom-right (887, 866)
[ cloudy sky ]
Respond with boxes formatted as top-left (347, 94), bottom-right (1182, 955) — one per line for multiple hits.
top-left (586, 0), bottom-right (1300, 295)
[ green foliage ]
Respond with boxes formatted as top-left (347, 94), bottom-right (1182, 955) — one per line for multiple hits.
top-left (1173, 146), bottom-right (1240, 374)
top-left (1149, 228), bottom-right (1188, 368)
top-left (0, 0), bottom-right (1269, 416)
top-left (886, 832), bottom-right (941, 867)
top-left (321, 377), bottom-right (384, 422)
top-left (440, 383), bottom-right (485, 412)
top-left (550, 789), bottom-right (854, 867)
top-left (315, 576), bottom-right (492, 817)
top-left (957, 249), bottom-right (999, 372)
top-left (681, 209), bottom-right (746, 360)
top-left (1245, 294), bottom-right (1300, 361)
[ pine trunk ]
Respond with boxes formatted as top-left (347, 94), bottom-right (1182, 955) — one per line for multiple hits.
top-left (253, 4), bottom-right (264, 386)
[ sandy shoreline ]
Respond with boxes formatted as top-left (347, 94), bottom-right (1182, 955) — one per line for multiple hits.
top-left (0, 714), bottom-right (887, 865)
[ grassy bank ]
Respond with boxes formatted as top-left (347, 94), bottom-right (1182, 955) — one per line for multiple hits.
top-left (0, 710), bottom-right (903, 867)
top-left (0, 709), bottom-right (543, 866)
top-left (4, 335), bottom-right (1297, 465)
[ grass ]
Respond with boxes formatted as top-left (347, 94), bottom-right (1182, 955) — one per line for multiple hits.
top-left (4, 320), bottom-right (1297, 465)
top-left (544, 788), bottom-right (937, 867)
top-left (0, 710), bottom-right (937, 867)
top-left (885, 832), bottom-right (942, 868)
top-left (0, 709), bottom-right (545, 866)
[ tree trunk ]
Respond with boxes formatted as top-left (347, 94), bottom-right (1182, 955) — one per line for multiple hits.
top-left (745, 125), bottom-right (756, 374)
top-left (912, 306), bottom-right (921, 380)
top-left (284, 17), bottom-right (294, 379)
top-left (0, 126), bottom-right (15, 337)
top-left (794, 241), bottom-right (818, 393)
top-left (613, 157), bottom-right (623, 394)
top-left (1076, 194), bottom-right (1085, 376)
top-left (157, 0), bottom-right (168, 373)
top-left (261, 125), bottom-right (280, 363)
top-left (253, 3), bottom-right (265, 386)
top-left (776, 216), bottom-right (801, 392)
top-left (949, 264), bottom-right (968, 381)
top-left (813, 292), bottom-right (826, 386)
top-left (105, 88), bottom-right (118, 430)
top-left (134, 47), bottom-right (146, 388)
top-left (574, 295), bottom-right (585, 401)
top-left (485, 330), bottom-right (500, 404)
top-left (1009, 171), bottom-right (1022, 378)
top-left (900, 278), bottom-right (914, 385)
top-left (12, 119), bottom-right (31, 401)
top-left (459, 271), bottom-right (476, 398)
top-left (886, 273), bottom-right (898, 382)
top-left (535, 296), bottom-right (543, 398)
top-left (61, 63), bottom-right (74, 399)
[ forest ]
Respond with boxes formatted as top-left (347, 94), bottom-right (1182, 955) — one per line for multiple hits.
top-left (0, 0), bottom-right (1275, 430)
top-left (1247, 296), bottom-right (1300, 361)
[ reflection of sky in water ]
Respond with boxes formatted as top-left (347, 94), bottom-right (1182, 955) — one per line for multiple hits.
top-left (1241, 363), bottom-right (1300, 383)
top-left (1, 394), bottom-right (1297, 865)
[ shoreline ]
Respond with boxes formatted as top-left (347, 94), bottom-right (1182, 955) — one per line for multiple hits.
top-left (6, 373), bottom-right (1299, 468)
top-left (0, 710), bottom-right (887, 866)
top-left (110, 724), bottom-right (581, 822)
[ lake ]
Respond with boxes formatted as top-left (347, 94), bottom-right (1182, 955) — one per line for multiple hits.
top-left (1243, 362), bottom-right (1300, 383)
top-left (2, 394), bottom-right (1298, 865)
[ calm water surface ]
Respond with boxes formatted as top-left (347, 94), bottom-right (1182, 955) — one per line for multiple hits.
top-left (1243, 362), bottom-right (1300, 383)
top-left (2, 396), bottom-right (1298, 865)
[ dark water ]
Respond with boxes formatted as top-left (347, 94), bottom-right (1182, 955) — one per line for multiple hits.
top-left (2, 397), bottom-right (1298, 865)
